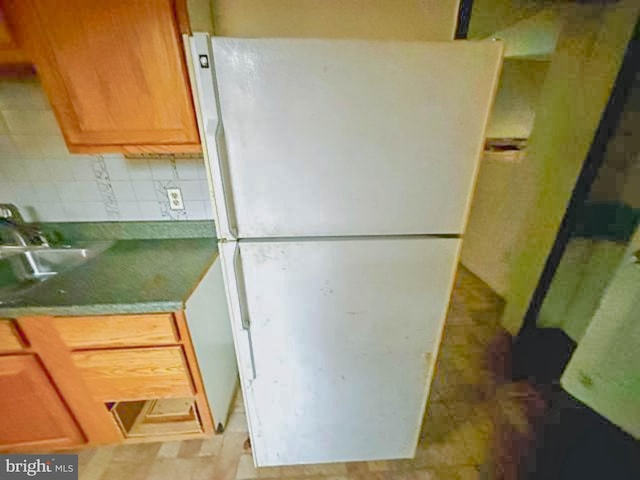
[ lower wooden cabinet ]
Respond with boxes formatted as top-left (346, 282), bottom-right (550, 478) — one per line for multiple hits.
top-left (0, 355), bottom-right (84, 451)
top-left (0, 312), bottom-right (220, 452)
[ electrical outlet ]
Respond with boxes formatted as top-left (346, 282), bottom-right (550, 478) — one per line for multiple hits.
top-left (166, 188), bottom-right (184, 210)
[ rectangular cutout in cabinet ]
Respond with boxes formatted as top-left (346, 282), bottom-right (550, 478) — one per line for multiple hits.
top-left (73, 347), bottom-right (194, 402)
top-left (53, 314), bottom-right (178, 349)
top-left (0, 320), bottom-right (24, 352)
top-left (111, 398), bottom-right (202, 438)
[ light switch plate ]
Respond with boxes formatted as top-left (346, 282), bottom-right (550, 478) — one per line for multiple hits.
top-left (166, 188), bottom-right (184, 210)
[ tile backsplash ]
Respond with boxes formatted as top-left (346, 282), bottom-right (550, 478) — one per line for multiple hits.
top-left (0, 78), bottom-right (213, 222)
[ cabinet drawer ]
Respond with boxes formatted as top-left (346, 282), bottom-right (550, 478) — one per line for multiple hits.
top-left (0, 320), bottom-right (24, 352)
top-left (53, 314), bottom-right (178, 349)
top-left (72, 347), bottom-right (193, 402)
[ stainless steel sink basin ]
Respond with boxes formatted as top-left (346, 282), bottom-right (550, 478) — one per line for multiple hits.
top-left (0, 242), bottom-right (113, 299)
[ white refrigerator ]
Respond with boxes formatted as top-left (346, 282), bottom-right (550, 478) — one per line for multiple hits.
top-left (189, 35), bottom-right (502, 466)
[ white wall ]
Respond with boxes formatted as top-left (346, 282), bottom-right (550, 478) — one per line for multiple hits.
top-left (211, 0), bottom-right (460, 40)
top-left (500, 1), bottom-right (640, 334)
top-left (0, 78), bottom-right (214, 222)
top-left (461, 152), bottom-right (523, 296)
top-left (485, 59), bottom-right (550, 139)
top-left (461, 60), bottom-right (549, 294)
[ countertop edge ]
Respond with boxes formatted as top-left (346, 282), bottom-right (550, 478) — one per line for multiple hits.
top-left (0, 301), bottom-right (185, 318)
top-left (0, 237), bottom-right (220, 318)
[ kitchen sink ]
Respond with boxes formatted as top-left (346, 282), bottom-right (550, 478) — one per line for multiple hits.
top-left (0, 242), bottom-right (113, 301)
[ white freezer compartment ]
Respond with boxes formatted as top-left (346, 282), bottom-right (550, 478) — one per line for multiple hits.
top-left (220, 236), bottom-right (461, 466)
top-left (199, 37), bottom-right (502, 239)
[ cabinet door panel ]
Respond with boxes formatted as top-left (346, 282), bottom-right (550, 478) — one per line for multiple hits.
top-left (0, 355), bottom-right (84, 451)
top-left (0, 319), bottom-right (24, 352)
top-left (73, 347), bottom-right (194, 402)
top-left (0, 7), bottom-right (29, 64)
top-left (5, 0), bottom-right (199, 152)
top-left (53, 314), bottom-right (179, 349)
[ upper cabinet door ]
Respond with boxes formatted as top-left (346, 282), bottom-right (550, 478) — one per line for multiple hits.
top-left (0, 7), bottom-right (29, 65)
top-left (4, 0), bottom-right (200, 154)
top-left (205, 39), bottom-right (502, 238)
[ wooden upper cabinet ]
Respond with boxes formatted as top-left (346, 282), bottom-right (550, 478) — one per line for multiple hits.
top-left (0, 6), bottom-right (29, 65)
top-left (0, 355), bottom-right (85, 452)
top-left (3, 0), bottom-right (200, 153)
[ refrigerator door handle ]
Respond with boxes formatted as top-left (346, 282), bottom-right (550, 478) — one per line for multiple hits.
top-left (220, 242), bottom-right (257, 381)
top-left (234, 246), bottom-right (251, 330)
top-left (189, 34), bottom-right (238, 239)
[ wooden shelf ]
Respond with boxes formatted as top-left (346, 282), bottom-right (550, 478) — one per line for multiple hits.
top-left (111, 398), bottom-right (203, 439)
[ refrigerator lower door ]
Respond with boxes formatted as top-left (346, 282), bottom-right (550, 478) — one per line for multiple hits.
top-left (202, 37), bottom-right (502, 238)
top-left (220, 237), bottom-right (460, 466)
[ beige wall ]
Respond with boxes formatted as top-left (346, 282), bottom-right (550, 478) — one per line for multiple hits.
top-left (500, 1), bottom-right (640, 334)
top-left (461, 152), bottom-right (524, 296)
top-left (486, 59), bottom-right (550, 139)
top-left (210, 0), bottom-right (460, 40)
top-left (461, 59), bottom-right (549, 294)
top-left (468, 0), bottom-right (545, 39)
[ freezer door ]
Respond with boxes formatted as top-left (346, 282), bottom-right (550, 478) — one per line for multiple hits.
top-left (208, 38), bottom-right (502, 238)
top-left (221, 237), bottom-right (460, 466)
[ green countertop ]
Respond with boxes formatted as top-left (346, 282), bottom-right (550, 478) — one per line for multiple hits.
top-left (0, 237), bottom-right (219, 317)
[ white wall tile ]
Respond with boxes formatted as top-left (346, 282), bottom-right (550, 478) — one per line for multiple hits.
top-left (33, 201), bottom-right (65, 221)
top-left (138, 201), bottom-right (164, 220)
top-left (131, 180), bottom-right (158, 201)
top-left (184, 200), bottom-right (208, 220)
top-left (40, 135), bottom-right (72, 159)
top-left (0, 78), bottom-right (210, 222)
top-left (19, 205), bottom-right (41, 222)
top-left (110, 180), bottom-right (136, 201)
top-left (3, 159), bottom-right (28, 181)
top-left (30, 182), bottom-right (61, 203)
top-left (3, 110), bottom-right (60, 135)
top-left (84, 202), bottom-right (111, 221)
top-left (179, 180), bottom-right (206, 201)
top-left (70, 156), bottom-right (97, 180)
top-left (11, 135), bottom-right (70, 159)
top-left (0, 80), bottom-right (51, 110)
top-left (118, 201), bottom-right (141, 220)
top-left (0, 134), bottom-right (19, 158)
top-left (103, 154), bottom-right (130, 180)
top-left (12, 134), bottom-right (49, 159)
top-left (0, 115), bottom-right (8, 135)
top-left (8, 183), bottom-right (35, 210)
top-left (61, 201), bottom-right (88, 221)
top-left (149, 159), bottom-right (176, 180)
top-left (127, 159), bottom-right (152, 180)
top-left (203, 199), bottom-right (213, 219)
top-left (58, 181), bottom-right (102, 203)
top-left (175, 158), bottom-right (207, 180)
top-left (25, 160), bottom-right (53, 182)
top-left (46, 158), bottom-right (75, 181)
top-left (0, 182), bottom-right (14, 202)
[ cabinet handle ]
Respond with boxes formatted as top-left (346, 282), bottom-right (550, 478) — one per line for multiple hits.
top-left (220, 241), bottom-right (256, 381)
top-left (233, 244), bottom-right (251, 330)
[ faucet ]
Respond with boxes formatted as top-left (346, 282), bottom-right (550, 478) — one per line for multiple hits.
top-left (0, 204), bottom-right (51, 281)
top-left (0, 204), bottom-right (49, 247)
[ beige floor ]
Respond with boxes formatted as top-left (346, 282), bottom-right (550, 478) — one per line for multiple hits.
top-left (77, 266), bottom-right (504, 480)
